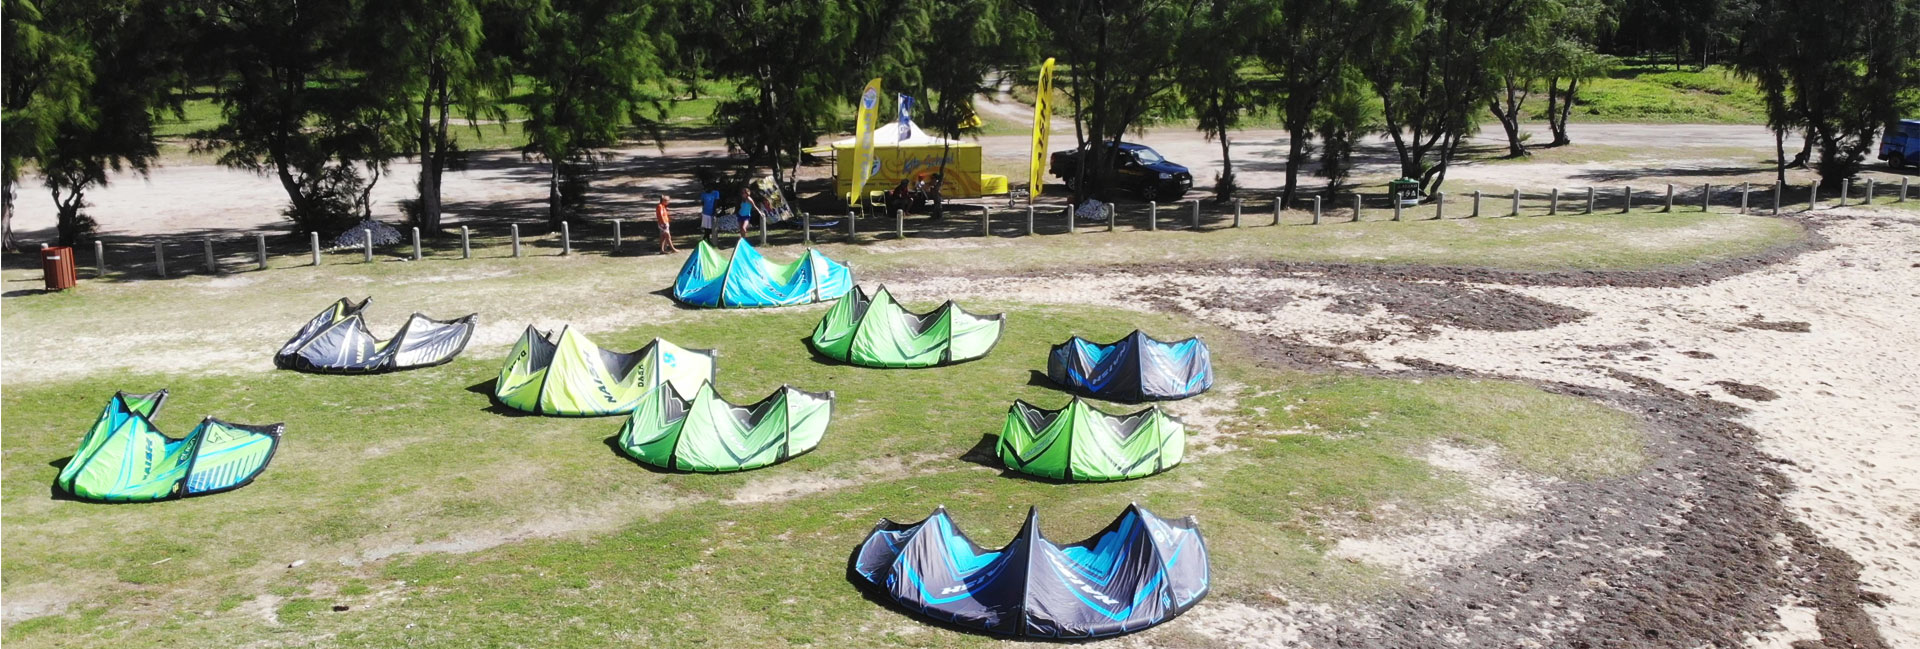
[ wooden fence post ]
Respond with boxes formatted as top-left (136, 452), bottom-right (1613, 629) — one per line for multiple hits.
top-left (1351, 194), bottom-right (1361, 222)
top-left (363, 229), bottom-right (374, 262)
top-left (256, 233), bottom-right (268, 270)
top-left (1190, 200), bottom-right (1200, 229)
top-left (560, 222), bottom-right (571, 255)
top-left (1664, 183), bottom-right (1674, 212)
top-left (461, 226), bottom-right (471, 258)
top-left (1433, 192), bottom-right (1445, 220)
top-left (613, 219), bottom-right (622, 250)
top-left (311, 232), bottom-right (321, 266)
top-left (1472, 190), bottom-right (1482, 217)
top-left (1586, 187), bottom-right (1595, 214)
top-left (1149, 202), bottom-right (1159, 231)
top-left (154, 242), bottom-right (166, 277)
top-left (510, 224), bottom-right (521, 257)
top-left (412, 227), bottom-right (422, 261)
top-left (95, 240), bottom-right (107, 277)
top-left (1067, 203), bottom-right (1077, 234)
top-left (1271, 196), bottom-right (1281, 226)
top-left (1701, 184), bottom-right (1711, 212)
top-left (1511, 188), bottom-right (1521, 216)
top-left (203, 239), bottom-right (217, 272)
top-left (1392, 196), bottom-right (1403, 221)
top-left (1624, 186), bottom-right (1633, 213)
top-left (1232, 198), bottom-right (1242, 228)
top-left (1312, 196), bottom-right (1322, 225)
top-left (1549, 188), bottom-right (1558, 215)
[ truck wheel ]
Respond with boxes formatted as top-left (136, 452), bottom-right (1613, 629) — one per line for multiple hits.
top-left (1062, 174), bottom-right (1079, 192)
top-left (1140, 183), bottom-right (1161, 202)
top-left (1892, 153), bottom-right (1908, 169)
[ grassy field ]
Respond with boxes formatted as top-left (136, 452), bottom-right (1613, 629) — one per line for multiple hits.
top-left (0, 208), bottom-right (1805, 647)
top-left (1550, 63), bottom-right (1767, 124)
top-left (1, 302), bottom-right (1640, 649)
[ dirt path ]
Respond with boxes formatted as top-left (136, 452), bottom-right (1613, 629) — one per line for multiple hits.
top-left (11, 121), bottom-right (1904, 249)
top-left (885, 206), bottom-right (1919, 648)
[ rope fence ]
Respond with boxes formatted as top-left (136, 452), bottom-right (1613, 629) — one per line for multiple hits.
top-left (64, 177), bottom-right (1912, 282)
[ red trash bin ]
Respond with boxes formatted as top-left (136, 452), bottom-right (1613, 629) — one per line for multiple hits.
top-left (42, 246), bottom-right (77, 291)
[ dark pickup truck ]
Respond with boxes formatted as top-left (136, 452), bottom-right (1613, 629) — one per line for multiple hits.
top-left (1049, 142), bottom-right (1192, 202)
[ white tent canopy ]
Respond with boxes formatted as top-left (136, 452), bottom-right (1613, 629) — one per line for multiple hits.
top-left (825, 117), bottom-right (963, 148)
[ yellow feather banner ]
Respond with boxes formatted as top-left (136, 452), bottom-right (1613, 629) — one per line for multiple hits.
top-left (1027, 58), bottom-right (1056, 203)
top-left (850, 78), bottom-right (884, 205)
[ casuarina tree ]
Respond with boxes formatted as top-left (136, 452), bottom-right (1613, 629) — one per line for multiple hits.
top-left (517, 0), bottom-right (669, 227)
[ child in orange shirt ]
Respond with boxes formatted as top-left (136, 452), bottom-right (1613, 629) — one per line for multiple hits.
top-left (655, 195), bottom-right (678, 254)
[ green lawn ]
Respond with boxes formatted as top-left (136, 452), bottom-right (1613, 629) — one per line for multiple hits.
top-left (0, 206), bottom-right (1807, 647)
top-left (1553, 63), bottom-right (1767, 124)
top-left (1, 297), bottom-right (1640, 648)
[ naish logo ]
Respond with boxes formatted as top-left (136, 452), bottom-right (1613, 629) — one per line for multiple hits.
top-left (1050, 555), bottom-right (1121, 606)
top-left (594, 377), bottom-right (617, 404)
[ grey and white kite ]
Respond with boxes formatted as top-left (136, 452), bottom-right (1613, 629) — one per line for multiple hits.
top-left (275, 298), bottom-right (475, 374)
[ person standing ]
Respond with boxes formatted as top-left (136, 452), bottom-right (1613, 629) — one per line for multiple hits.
top-left (736, 187), bottom-right (762, 239)
top-left (655, 194), bottom-right (679, 254)
top-left (699, 185), bottom-right (721, 241)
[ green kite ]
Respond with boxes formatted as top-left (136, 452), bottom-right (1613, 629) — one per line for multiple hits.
top-left (996, 397), bottom-right (1186, 482)
top-left (57, 390), bottom-right (283, 502)
top-left (494, 325), bottom-right (716, 416)
top-left (617, 382), bottom-right (834, 472)
top-left (809, 285), bottom-right (1005, 368)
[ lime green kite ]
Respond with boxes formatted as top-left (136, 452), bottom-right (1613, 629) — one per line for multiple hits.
top-left (57, 390), bottom-right (283, 502)
top-left (617, 382), bottom-right (834, 472)
top-left (494, 325), bottom-right (716, 416)
top-left (996, 397), bottom-right (1186, 482)
top-left (809, 285), bottom-right (1005, 368)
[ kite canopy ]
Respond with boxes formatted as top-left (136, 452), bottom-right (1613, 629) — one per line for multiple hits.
top-left (673, 239), bottom-right (853, 308)
top-left (275, 298), bottom-right (475, 374)
top-left (56, 390), bottom-right (283, 502)
top-left (493, 325), bottom-right (716, 416)
top-left (1046, 331), bottom-right (1214, 403)
top-left (851, 504), bottom-right (1210, 639)
top-left (617, 382), bottom-right (834, 472)
top-left (809, 285), bottom-right (1004, 368)
top-left (996, 397), bottom-right (1186, 482)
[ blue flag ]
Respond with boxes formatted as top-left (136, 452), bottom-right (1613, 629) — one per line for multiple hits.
top-left (897, 94), bottom-right (914, 141)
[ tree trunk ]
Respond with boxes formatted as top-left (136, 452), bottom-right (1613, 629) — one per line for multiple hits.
top-left (932, 139), bottom-right (951, 219)
top-left (1787, 129), bottom-right (1814, 168)
top-left (1774, 127), bottom-right (1788, 186)
top-left (419, 70), bottom-right (450, 235)
top-left (1546, 77), bottom-right (1575, 147)
top-left (2, 181), bottom-right (17, 251)
top-left (1489, 75), bottom-right (1528, 157)
top-left (1215, 129), bottom-right (1234, 202)
top-left (49, 183), bottom-right (88, 246)
top-left (1281, 127), bottom-right (1305, 209)
top-left (547, 160), bottom-right (562, 227)
top-left (1553, 78), bottom-right (1578, 146)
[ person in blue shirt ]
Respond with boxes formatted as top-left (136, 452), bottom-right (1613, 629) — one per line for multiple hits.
top-left (699, 187), bottom-right (721, 241)
top-left (735, 187), bottom-right (762, 239)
